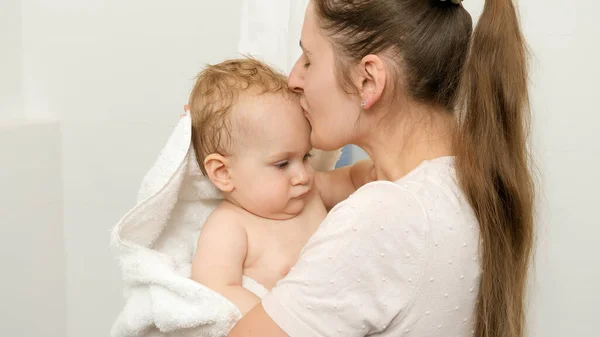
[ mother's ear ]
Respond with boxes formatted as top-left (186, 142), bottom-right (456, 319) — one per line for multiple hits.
top-left (353, 54), bottom-right (387, 110)
top-left (204, 154), bottom-right (234, 192)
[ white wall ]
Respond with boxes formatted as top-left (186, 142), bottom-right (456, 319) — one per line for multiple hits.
top-left (0, 121), bottom-right (66, 337)
top-left (1, 2), bottom-right (66, 336)
top-left (0, 0), bottom-right (23, 120)
top-left (239, 0), bottom-right (309, 73)
top-left (520, 1), bottom-right (600, 336)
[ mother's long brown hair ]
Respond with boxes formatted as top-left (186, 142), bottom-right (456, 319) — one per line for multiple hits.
top-left (313, 1), bottom-right (534, 337)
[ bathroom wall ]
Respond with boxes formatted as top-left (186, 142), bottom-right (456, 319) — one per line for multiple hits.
top-left (0, 121), bottom-right (65, 337)
top-left (519, 1), bottom-right (600, 336)
top-left (1, 1), bottom-right (66, 336)
top-left (0, 0), bottom-right (23, 120)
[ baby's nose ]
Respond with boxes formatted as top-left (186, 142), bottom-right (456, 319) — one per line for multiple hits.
top-left (292, 169), bottom-right (309, 185)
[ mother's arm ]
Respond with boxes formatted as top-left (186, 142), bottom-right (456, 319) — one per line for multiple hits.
top-left (227, 304), bottom-right (288, 337)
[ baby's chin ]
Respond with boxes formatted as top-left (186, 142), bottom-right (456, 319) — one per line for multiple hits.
top-left (268, 203), bottom-right (306, 220)
top-left (260, 199), bottom-right (308, 221)
top-left (226, 194), bottom-right (307, 221)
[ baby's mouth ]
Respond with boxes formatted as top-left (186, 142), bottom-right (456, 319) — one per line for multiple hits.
top-left (295, 189), bottom-right (311, 199)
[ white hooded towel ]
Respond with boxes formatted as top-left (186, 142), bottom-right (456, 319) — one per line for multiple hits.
top-left (110, 113), bottom-right (340, 337)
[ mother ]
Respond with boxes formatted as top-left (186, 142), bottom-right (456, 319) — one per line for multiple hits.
top-left (229, 0), bottom-right (534, 336)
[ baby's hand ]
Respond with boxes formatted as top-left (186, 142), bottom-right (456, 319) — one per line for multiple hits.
top-left (316, 159), bottom-right (375, 210)
top-left (350, 159), bottom-right (376, 188)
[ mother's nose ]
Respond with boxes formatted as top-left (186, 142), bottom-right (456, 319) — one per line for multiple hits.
top-left (288, 59), bottom-right (305, 93)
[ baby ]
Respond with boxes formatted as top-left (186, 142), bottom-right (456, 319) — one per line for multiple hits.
top-left (188, 58), bottom-right (372, 314)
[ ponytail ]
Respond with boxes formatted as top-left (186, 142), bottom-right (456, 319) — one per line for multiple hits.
top-left (455, 1), bottom-right (535, 337)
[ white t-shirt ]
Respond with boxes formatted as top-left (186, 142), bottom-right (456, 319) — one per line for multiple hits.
top-left (262, 156), bottom-right (481, 337)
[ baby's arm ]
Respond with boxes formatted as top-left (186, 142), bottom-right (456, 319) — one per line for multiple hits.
top-left (191, 212), bottom-right (260, 315)
top-left (315, 159), bottom-right (375, 210)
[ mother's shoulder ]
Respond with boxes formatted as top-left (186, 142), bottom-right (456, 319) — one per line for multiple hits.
top-left (329, 180), bottom-right (426, 222)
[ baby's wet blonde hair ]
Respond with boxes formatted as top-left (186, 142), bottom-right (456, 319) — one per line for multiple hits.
top-left (188, 58), bottom-right (293, 175)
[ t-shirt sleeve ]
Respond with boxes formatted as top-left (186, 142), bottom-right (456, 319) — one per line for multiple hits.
top-left (262, 182), bottom-right (430, 337)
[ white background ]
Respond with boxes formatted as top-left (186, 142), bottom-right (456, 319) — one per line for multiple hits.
top-left (0, 0), bottom-right (598, 336)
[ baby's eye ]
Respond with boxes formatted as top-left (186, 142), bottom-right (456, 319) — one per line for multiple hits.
top-left (303, 62), bottom-right (311, 69)
top-left (275, 161), bottom-right (289, 169)
top-left (303, 152), bottom-right (313, 161)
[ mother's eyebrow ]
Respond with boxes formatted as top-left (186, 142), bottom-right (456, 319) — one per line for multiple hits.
top-left (299, 40), bottom-right (312, 55)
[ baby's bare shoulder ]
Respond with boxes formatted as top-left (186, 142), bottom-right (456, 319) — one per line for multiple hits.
top-left (198, 202), bottom-right (249, 244)
top-left (191, 202), bottom-right (250, 283)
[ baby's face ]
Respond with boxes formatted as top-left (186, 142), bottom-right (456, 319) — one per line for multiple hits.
top-left (228, 93), bottom-right (314, 220)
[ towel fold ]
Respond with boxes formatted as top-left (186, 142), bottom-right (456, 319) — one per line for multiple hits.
top-left (111, 113), bottom-right (340, 337)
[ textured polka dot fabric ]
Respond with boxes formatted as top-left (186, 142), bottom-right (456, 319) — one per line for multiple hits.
top-left (263, 156), bottom-right (481, 337)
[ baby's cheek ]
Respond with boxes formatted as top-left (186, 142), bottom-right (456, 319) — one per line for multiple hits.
top-left (265, 180), bottom-right (286, 200)
top-left (267, 180), bottom-right (290, 207)
top-left (249, 177), bottom-right (274, 198)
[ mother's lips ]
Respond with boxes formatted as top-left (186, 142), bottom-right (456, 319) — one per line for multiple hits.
top-left (301, 105), bottom-right (310, 117)
top-left (300, 101), bottom-right (309, 112)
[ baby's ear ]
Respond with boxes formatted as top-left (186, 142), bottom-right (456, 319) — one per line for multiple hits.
top-left (204, 154), bottom-right (234, 192)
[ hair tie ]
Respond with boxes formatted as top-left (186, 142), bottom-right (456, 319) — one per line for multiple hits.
top-left (441, 0), bottom-right (463, 4)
